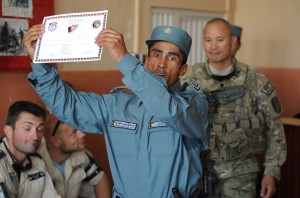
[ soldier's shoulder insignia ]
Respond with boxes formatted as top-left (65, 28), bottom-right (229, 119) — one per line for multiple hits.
top-left (181, 81), bottom-right (201, 92)
top-left (0, 150), bottom-right (5, 160)
top-left (261, 82), bottom-right (275, 96)
top-left (110, 86), bottom-right (128, 94)
top-left (191, 82), bottom-right (201, 92)
top-left (271, 97), bottom-right (282, 113)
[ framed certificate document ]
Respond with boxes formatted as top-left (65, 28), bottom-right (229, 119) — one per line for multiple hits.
top-left (33, 10), bottom-right (108, 63)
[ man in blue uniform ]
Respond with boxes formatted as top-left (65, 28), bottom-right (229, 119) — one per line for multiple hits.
top-left (23, 24), bottom-right (209, 198)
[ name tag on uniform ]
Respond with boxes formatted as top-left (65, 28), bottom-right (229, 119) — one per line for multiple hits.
top-left (111, 120), bottom-right (137, 130)
top-left (28, 171), bottom-right (45, 181)
top-left (9, 172), bottom-right (18, 183)
top-left (149, 121), bottom-right (167, 128)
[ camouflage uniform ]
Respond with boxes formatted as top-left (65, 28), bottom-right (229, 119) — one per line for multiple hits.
top-left (181, 59), bottom-right (287, 197)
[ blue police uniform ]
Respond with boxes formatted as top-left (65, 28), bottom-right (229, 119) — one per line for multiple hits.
top-left (28, 32), bottom-right (209, 197)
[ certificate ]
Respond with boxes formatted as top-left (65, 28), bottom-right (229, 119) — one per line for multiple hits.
top-left (33, 10), bottom-right (108, 63)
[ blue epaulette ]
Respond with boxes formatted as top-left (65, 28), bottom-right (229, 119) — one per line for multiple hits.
top-left (110, 86), bottom-right (128, 94)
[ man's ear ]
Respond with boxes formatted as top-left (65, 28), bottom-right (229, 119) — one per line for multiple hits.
top-left (4, 125), bottom-right (13, 139)
top-left (232, 35), bottom-right (238, 46)
top-left (179, 64), bottom-right (188, 76)
top-left (231, 35), bottom-right (237, 43)
top-left (144, 56), bottom-right (149, 67)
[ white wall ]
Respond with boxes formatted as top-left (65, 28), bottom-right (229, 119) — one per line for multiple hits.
top-left (233, 0), bottom-right (300, 68)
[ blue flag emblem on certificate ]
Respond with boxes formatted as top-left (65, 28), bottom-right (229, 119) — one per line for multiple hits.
top-left (48, 22), bottom-right (57, 32)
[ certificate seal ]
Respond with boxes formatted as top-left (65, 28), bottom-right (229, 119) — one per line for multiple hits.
top-left (48, 22), bottom-right (57, 32)
top-left (92, 20), bottom-right (101, 28)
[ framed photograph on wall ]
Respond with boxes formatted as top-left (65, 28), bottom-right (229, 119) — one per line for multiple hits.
top-left (0, 18), bottom-right (30, 70)
top-left (0, 0), bottom-right (54, 71)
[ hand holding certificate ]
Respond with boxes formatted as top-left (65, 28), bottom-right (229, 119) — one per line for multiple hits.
top-left (33, 10), bottom-right (108, 63)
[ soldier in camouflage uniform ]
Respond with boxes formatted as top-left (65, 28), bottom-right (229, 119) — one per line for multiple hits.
top-left (181, 18), bottom-right (287, 198)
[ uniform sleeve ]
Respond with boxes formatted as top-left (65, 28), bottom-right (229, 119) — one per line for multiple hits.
top-left (83, 150), bottom-right (104, 185)
top-left (117, 54), bottom-right (209, 142)
top-left (28, 62), bottom-right (108, 134)
top-left (0, 165), bottom-right (10, 197)
top-left (256, 71), bottom-right (287, 181)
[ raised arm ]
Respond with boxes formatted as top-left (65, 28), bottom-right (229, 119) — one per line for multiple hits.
top-left (23, 24), bottom-right (45, 60)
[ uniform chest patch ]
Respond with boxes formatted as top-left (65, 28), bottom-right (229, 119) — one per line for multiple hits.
top-left (9, 172), bottom-right (18, 183)
top-left (111, 120), bottom-right (137, 130)
top-left (28, 171), bottom-right (45, 181)
top-left (149, 121), bottom-right (167, 128)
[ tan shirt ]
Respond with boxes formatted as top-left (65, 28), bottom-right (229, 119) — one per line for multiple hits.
top-left (0, 137), bottom-right (61, 198)
top-left (38, 138), bottom-right (104, 198)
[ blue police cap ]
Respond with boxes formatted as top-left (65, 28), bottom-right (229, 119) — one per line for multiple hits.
top-left (231, 25), bottom-right (243, 44)
top-left (145, 25), bottom-right (192, 58)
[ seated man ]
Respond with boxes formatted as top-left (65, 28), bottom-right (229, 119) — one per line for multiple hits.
top-left (0, 101), bottom-right (60, 197)
top-left (38, 115), bottom-right (112, 198)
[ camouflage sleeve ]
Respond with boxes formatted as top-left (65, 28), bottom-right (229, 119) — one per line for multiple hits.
top-left (256, 71), bottom-right (287, 181)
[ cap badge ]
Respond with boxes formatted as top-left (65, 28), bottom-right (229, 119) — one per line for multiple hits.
top-left (164, 27), bottom-right (172, 34)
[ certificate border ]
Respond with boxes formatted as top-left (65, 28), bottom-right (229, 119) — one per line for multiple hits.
top-left (34, 10), bottom-right (108, 63)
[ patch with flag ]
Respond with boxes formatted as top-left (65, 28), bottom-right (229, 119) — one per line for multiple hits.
top-left (111, 120), bottom-right (137, 130)
top-left (149, 121), bottom-right (167, 128)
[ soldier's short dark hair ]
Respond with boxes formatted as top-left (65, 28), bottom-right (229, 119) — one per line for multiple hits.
top-left (5, 101), bottom-right (46, 129)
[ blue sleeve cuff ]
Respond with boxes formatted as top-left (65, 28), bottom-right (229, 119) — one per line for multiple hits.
top-left (30, 61), bottom-right (54, 76)
top-left (116, 53), bottom-right (141, 76)
top-left (28, 62), bottom-right (58, 88)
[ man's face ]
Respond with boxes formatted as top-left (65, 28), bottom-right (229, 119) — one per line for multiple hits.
top-left (203, 22), bottom-right (234, 68)
top-left (144, 41), bottom-right (188, 87)
top-left (55, 123), bottom-right (86, 153)
top-left (11, 112), bottom-right (44, 155)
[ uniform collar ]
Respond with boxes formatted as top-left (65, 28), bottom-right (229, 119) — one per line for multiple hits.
top-left (0, 137), bottom-right (15, 165)
top-left (205, 58), bottom-right (237, 81)
top-left (168, 80), bottom-right (182, 92)
top-left (0, 137), bottom-right (32, 169)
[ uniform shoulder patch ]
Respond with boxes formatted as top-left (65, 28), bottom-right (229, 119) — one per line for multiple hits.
top-left (110, 86), bottom-right (128, 94)
top-left (181, 81), bottom-right (202, 92)
top-left (0, 150), bottom-right (5, 160)
top-left (191, 82), bottom-right (201, 92)
top-left (261, 82), bottom-right (275, 96)
top-left (271, 97), bottom-right (282, 113)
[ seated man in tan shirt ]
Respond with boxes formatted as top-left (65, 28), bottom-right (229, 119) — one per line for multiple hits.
top-left (38, 114), bottom-right (112, 198)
